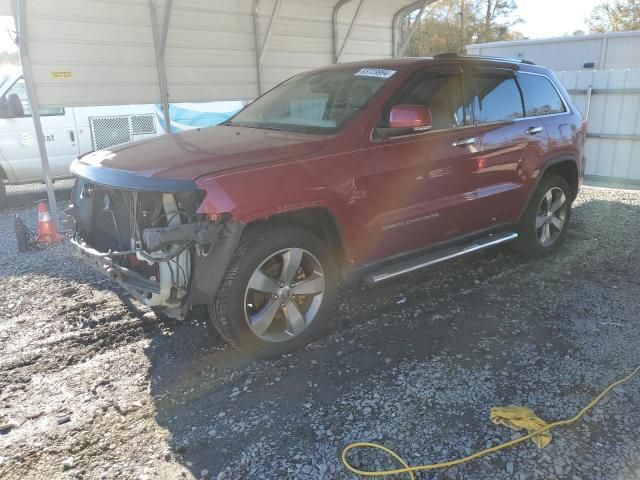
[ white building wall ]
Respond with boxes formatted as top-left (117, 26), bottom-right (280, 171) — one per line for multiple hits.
top-left (0, 0), bottom-right (10, 15)
top-left (558, 68), bottom-right (640, 181)
top-left (466, 31), bottom-right (640, 71)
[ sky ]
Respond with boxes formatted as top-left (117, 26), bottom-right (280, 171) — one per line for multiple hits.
top-left (1, 15), bottom-right (16, 53)
top-left (512, 0), bottom-right (603, 39)
top-left (0, 0), bottom-right (610, 55)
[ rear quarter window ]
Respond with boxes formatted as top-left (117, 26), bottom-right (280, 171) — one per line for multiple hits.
top-left (518, 73), bottom-right (566, 117)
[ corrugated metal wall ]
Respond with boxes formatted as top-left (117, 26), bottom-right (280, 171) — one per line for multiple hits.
top-left (11, 0), bottom-right (417, 106)
top-left (558, 68), bottom-right (640, 181)
top-left (466, 31), bottom-right (640, 72)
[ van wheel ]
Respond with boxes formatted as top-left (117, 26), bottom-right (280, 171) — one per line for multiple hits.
top-left (0, 181), bottom-right (6, 210)
top-left (210, 225), bottom-right (337, 357)
top-left (514, 174), bottom-right (572, 257)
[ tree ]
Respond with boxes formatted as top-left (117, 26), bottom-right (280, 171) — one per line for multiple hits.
top-left (587, 0), bottom-right (640, 33)
top-left (406, 0), bottom-right (523, 57)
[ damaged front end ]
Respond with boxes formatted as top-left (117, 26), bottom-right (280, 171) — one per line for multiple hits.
top-left (65, 170), bottom-right (242, 319)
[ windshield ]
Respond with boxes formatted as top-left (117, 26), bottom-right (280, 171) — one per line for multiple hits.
top-left (227, 67), bottom-right (397, 134)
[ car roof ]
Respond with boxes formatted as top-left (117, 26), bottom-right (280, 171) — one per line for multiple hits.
top-left (319, 55), bottom-right (550, 75)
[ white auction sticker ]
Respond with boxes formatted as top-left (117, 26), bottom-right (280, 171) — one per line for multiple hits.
top-left (355, 68), bottom-right (397, 79)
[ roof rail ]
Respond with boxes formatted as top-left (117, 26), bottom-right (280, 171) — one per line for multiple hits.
top-left (433, 52), bottom-right (536, 65)
top-left (433, 52), bottom-right (460, 58)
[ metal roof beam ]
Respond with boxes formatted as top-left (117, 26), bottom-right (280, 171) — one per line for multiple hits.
top-left (392, 0), bottom-right (435, 57)
top-left (13, 0), bottom-right (60, 230)
top-left (260, 0), bottom-right (282, 63)
top-left (253, 0), bottom-right (283, 95)
top-left (334, 0), bottom-right (365, 64)
top-left (149, 0), bottom-right (173, 133)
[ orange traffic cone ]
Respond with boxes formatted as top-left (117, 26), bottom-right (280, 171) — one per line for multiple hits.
top-left (36, 201), bottom-right (64, 244)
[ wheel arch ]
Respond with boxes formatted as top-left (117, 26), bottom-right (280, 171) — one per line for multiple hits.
top-left (542, 157), bottom-right (580, 201)
top-left (519, 155), bottom-right (580, 223)
top-left (243, 206), bottom-right (349, 272)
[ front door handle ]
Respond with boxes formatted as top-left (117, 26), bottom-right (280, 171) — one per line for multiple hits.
top-left (452, 137), bottom-right (477, 147)
top-left (526, 126), bottom-right (544, 135)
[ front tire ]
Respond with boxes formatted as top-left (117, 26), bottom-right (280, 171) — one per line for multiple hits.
top-left (514, 174), bottom-right (572, 257)
top-left (210, 225), bottom-right (337, 357)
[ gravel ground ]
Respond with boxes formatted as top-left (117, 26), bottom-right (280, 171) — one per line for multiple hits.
top-left (1, 185), bottom-right (639, 480)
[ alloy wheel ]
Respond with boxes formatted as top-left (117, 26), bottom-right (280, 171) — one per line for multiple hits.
top-left (244, 248), bottom-right (325, 342)
top-left (536, 186), bottom-right (568, 247)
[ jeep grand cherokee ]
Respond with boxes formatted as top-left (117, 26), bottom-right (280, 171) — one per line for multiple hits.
top-left (66, 55), bottom-right (586, 356)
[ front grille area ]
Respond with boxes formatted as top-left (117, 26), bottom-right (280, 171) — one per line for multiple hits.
top-left (91, 188), bottom-right (162, 252)
top-left (71, 180), bottom-right (201, 253)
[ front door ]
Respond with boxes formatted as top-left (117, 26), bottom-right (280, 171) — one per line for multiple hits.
top-left (0, 77), bottom-right (79, 182)
top-left (361, 67), bottom-right (482, 262)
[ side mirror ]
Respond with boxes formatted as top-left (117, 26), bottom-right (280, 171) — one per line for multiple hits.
top-left (389, 104), bottom-right (432, 131)
top-left (6, 93), bottom-right (25, 118)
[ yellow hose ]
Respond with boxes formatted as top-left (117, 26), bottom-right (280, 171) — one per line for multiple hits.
top-left (342, 365), bottom-right (640, 479)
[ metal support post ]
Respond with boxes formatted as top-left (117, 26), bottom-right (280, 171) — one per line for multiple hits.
top-left (14, 0), bottom-right (60, 229)
top-left (149, 0), bottom-right (173, 133)
top-left (335, 0), bottom-right (365, 63)
top-left (253, 0), bottom-right (282, 96)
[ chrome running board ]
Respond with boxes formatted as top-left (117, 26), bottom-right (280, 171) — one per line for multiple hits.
top-left (364, 232), bottom-right (518, 285)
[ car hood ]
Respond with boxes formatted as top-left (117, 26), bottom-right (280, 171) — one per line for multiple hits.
top-left (74, 125), bottom-right (328, 182)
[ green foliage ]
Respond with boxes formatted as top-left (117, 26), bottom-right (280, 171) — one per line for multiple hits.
top-left (406, 0), bottom-right (523, 57)
top-left (587, 0), bottom-right (640, 32)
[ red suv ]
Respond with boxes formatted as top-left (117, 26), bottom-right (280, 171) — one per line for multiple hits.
top-left (67, 55), bottom-right (586, 356)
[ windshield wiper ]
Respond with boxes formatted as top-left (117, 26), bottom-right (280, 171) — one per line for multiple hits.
top-left (226, 121), bottom-right (287, 132)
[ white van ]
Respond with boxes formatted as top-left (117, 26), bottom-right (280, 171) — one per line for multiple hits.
top-left (0, 74), bottom-right (244, 207)
top-left (0, 73), bottom-right (162, 207)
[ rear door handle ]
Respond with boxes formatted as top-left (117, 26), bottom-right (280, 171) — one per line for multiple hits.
top-left (526, 126), bottom-right (544, 135)
top-left (69, 130), bottom-right (75, 142)
top-left (452, 137), bottom-right (477, 147)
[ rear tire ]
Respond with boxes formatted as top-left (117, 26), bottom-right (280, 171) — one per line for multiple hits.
top-left (210, 225), bottom-right (337, 358)
top-left (513, 174), bottom-right (572, 257)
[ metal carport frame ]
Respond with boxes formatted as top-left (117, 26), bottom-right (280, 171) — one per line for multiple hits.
top-left (11, 0), bottom-right (59, 226)
top-left (5, 0), bottom-right (436, 225)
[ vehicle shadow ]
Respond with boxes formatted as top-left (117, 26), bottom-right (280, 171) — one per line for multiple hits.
top-left (1, 196), bottom-right (639, 479)
top-left (142, 197), bottom-right (640, 479)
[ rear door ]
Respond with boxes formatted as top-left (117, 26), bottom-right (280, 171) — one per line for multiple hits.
top-left (0, 77), bottom-right (79, 182)
top-left (467, 67), bottom-right (548, 225)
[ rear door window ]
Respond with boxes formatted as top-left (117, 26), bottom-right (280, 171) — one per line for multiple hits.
top-left (517, 73), bottom-right (566, 117)
top-left (472, 73), bottom-right (524, 124)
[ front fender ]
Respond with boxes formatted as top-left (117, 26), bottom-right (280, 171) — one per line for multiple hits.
top-left (195, 161), bottom-right (360, 263)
